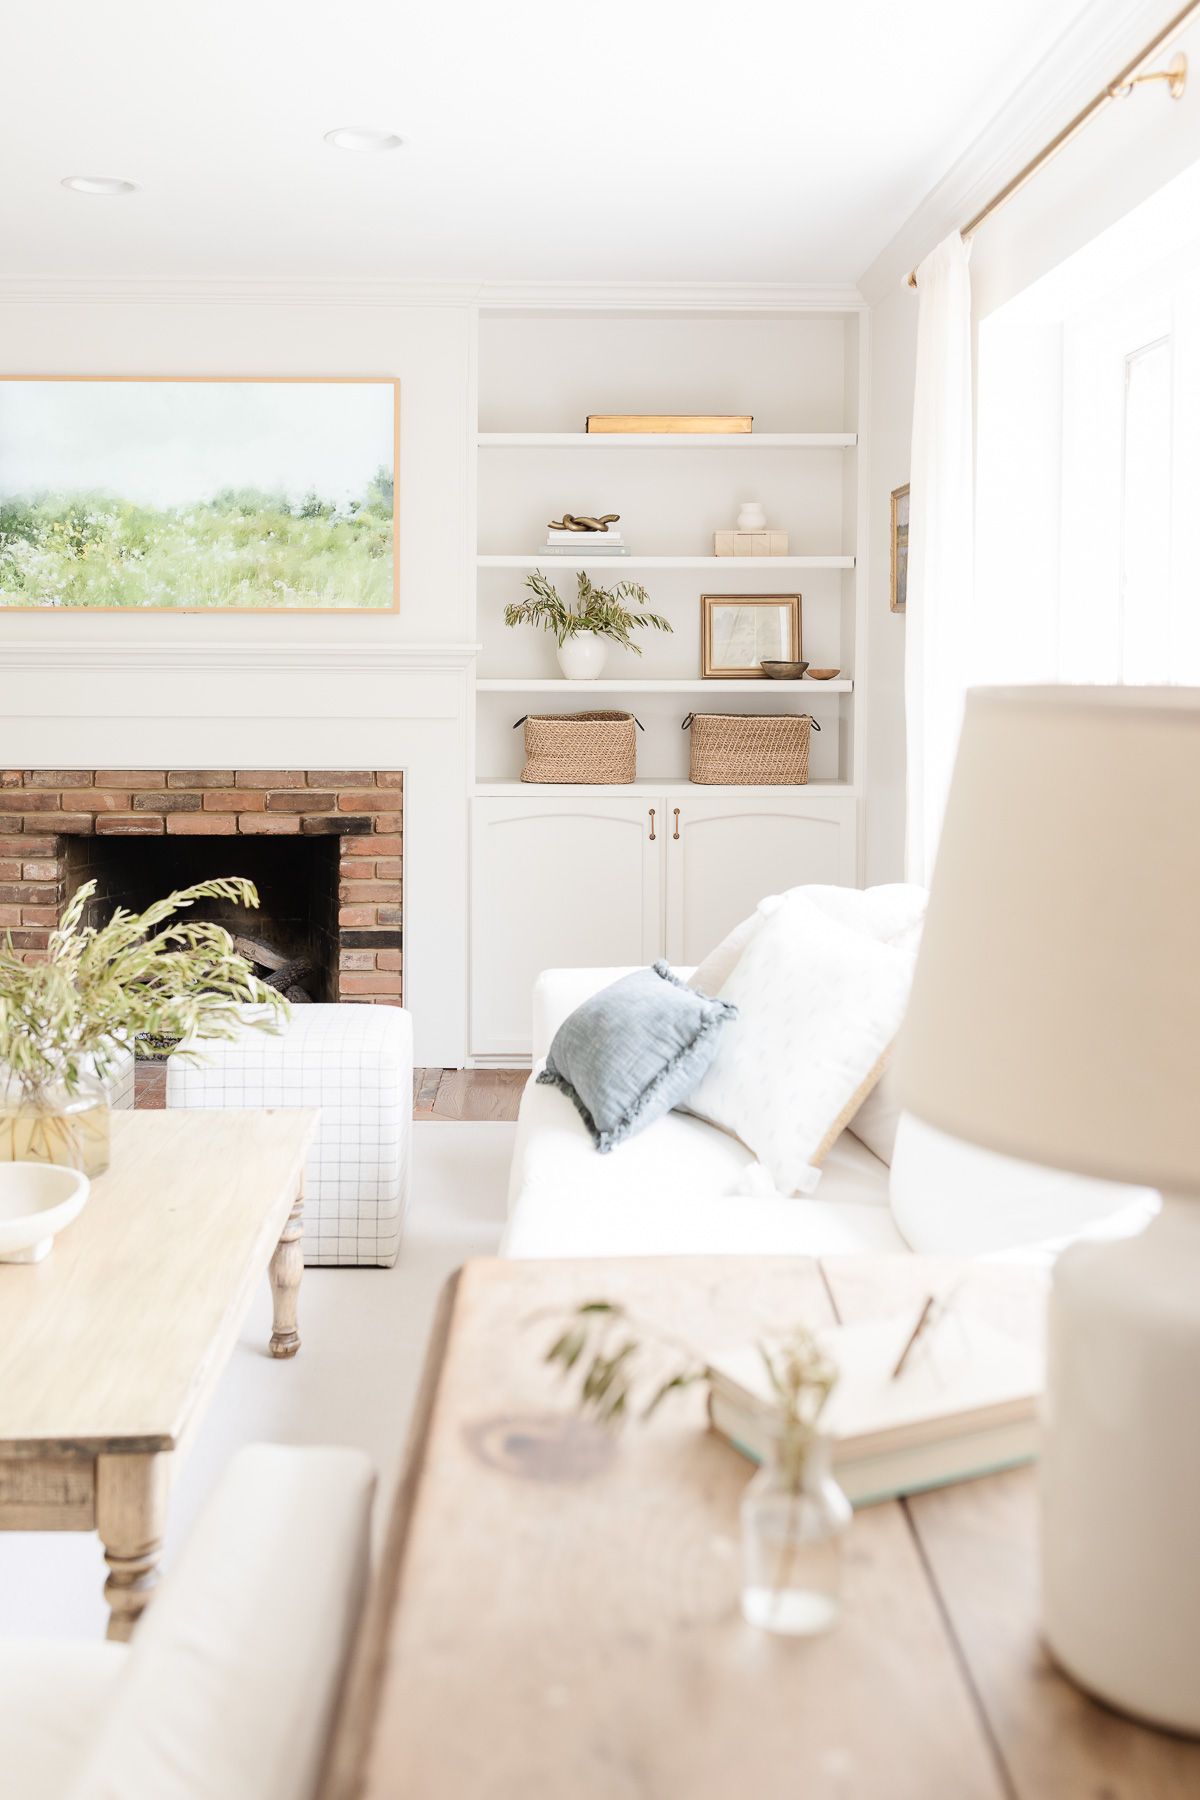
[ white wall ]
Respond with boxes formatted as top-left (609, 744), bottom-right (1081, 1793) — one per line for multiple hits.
top-left (864, 283), bottom-right (917, 884)
top-left (0, 299), bottom-right (476, 1062)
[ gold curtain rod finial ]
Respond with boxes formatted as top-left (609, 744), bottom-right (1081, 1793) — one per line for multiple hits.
top-left (1109, 51), bottom-right (1187, 101)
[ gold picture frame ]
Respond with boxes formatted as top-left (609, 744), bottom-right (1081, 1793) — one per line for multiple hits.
top-left (890, 483), bottom-right (909, 614)
top-left (700, 593), bottom-right (801, 678)
top-left (0, 374), bottom-right (400, 614)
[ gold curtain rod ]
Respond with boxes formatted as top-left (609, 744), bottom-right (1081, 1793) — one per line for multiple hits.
top-left (907, 0), bottom-right (1200, 288)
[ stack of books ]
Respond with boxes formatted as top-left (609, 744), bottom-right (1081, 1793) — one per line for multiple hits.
top-left (541, 527), bottom-right (630, 557)
top-left (707, 1305), bottom-right (1042, 1506)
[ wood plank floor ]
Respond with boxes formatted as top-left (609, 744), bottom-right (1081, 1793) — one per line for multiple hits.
top-left (135, 1061), bottom-right (528, 1120)
top-left (413, 1068), bottom-right (528, 1122)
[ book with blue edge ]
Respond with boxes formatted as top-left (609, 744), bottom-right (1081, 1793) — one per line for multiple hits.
top-left (707, 1305), bottom-right (1042, 1507)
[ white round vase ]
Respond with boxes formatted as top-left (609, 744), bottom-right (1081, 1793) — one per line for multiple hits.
top-left (557, 632), bottom-right (608, 680)
top-left (737, 501), bottom-right (768, 531)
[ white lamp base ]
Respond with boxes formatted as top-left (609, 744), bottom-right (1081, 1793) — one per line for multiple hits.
top-left (1042, 1193), bottom-right (1200, 1734)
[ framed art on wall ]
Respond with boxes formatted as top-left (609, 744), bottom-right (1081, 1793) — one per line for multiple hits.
top-left (0, 376), bottom-right (399, 612)
top-left (890, 483), bottom-right (909, 613)
top-left (700, 593), bottom-right (801, 678)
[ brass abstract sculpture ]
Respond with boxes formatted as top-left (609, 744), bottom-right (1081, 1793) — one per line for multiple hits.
top-left (547, 513), bottom-right (621, 533)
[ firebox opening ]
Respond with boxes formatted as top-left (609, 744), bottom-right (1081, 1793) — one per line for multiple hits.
top-left (64, 832), bottom-right (342, 1005)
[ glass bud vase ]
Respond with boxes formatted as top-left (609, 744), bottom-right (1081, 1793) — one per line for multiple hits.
top-left (740, 1432), bottom-right (851, 1636)
top-left (0, 1078), bottom-right (110, 1177)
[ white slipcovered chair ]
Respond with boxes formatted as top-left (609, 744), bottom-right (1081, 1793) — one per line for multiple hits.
top-left (0, 1442), bottom-right (375, 1800)
top-left (167, 1004), bottom-right (412, 1266)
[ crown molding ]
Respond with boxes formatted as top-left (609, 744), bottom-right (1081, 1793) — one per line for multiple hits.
top-left (472, 280), bottom-right (866, 314)
top-left (0, 274), bottom-right (865, 314)
top-left (0, 640), bottom-right (480, 675)
top-left (0, 277), bottom-right (481, 309)
top-left (857, 0), bottom-right (1184, 303)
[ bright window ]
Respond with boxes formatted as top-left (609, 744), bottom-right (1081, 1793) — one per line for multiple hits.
top-left (975, 163), bottom-right (1200, 691)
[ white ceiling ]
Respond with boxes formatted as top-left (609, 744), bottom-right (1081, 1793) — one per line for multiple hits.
top-left (1, 0), bottom-right (1094, 286)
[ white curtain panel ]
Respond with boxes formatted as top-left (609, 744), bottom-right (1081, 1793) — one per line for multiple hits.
top-left (905, 232), bottom-right (974, 885)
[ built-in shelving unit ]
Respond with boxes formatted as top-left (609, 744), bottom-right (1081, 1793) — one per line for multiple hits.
top-left (478, 554), bottom-right (854, 570)
top-left (472, 777), bottom-right (858, 798)
top-left (468, 302), bottom-right (870, 1058)
top-left (478, 431), bottom-right (858, 449)
top-left (476, 677), bottom-right (854, 694)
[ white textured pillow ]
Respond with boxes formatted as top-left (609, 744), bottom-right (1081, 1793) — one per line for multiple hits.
top-left (889, 1113), bottom-right (1160, 1256)
top-left (689, 884), bottom-right (926, 1167)
top-left (685, 894), bottom-right (914, 1195)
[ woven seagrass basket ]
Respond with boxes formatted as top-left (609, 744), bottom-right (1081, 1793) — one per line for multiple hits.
top-left (682, 711), bottom-right (820, 785)
top-left (516, 711), bottom-right (642, 784)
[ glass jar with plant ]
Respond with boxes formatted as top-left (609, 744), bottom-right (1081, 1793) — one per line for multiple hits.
top-left (504, 569), bottom-right (672, 680)
top-left (543, 1300), bottom-right (850, 1637)
top-left (0, 877), bottom-right (288, 1177)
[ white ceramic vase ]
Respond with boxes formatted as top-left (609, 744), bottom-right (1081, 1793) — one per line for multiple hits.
top-left (557, 632), bottom-right (608, 680)
top-left (737, 501), bottom-right (768, 531)
top-left (1041, 1193), bottom-right (1200, 1734)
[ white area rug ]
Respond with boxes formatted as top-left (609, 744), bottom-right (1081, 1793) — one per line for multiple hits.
top-left (0, 1120), bottom-right (515, 1642)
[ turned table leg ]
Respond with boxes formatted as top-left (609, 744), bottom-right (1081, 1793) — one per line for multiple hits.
top-left (269, 1180), bottom-right (304, 1359)
top-left (96, 1451), bottom-right (170, 1642)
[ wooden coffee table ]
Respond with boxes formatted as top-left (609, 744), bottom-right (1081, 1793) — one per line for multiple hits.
top-left (328, 1256), bottom-right (1200, 1800)
top-left (0, 1108), bottom-right (316, 1640)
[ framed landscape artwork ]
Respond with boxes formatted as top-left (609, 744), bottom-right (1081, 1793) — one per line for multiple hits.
top-left (890, 482), bottom-right (909, 613)
top-left (0, 376), bottom-right (398, 611)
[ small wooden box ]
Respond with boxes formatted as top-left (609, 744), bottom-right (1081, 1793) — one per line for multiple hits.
top-left (713, 530), bottom-right (789, 557)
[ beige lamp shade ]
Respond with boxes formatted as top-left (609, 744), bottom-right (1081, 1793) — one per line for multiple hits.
top-left (897, 686), bottom-right (1200, 1193)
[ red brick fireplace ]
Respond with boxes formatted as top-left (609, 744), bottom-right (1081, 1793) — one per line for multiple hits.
top-left (0, 769), bottom-right (403, 1004)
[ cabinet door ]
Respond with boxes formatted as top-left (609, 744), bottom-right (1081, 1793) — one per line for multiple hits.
top-left (470, 795), bottom-right (663, 1057)
top-left (664, 795), bottom-right (858, 967)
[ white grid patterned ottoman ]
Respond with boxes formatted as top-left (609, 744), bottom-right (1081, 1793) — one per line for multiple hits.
top-left (166, 1005), bottom-right (411, 1267)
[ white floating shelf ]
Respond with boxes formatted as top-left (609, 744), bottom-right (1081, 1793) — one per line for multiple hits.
top-left (478, 554), bottom-right (854, 570)
top-left (478, 432), bottom-right (857, 449)
top-left (477, 677), bottom-right (853, 694)
top-left (474, 777), bottom-right (859, 798)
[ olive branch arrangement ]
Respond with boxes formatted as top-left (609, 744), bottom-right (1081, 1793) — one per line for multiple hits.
top-left (0, 876), bottom-right (288, 1106)
top-left (504, 569), bottom-right (673, 652)
top-left (543, 1300), bottom-right (838, 1490)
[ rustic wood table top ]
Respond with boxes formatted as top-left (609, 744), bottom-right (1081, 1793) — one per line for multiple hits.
top-left (329, 1255), bottom-right (1200, 1800)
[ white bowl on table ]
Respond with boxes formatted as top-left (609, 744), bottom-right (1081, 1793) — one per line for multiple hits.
top-left (0, 1162), bottom-right (91, 1264)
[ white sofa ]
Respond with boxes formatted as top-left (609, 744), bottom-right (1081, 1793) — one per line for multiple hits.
top-left (503, 966), bottom-right (1159, 1263)
top-left (504, 966), bottom-right (905, 1259)
top-left (1, 1443), bottom-right (374, 1800)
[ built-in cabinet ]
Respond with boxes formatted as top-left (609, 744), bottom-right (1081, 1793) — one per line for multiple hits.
top-left (468, 301), bottom-right (870, 1060)
top-left (470, 791), bottom-right (856, 1055)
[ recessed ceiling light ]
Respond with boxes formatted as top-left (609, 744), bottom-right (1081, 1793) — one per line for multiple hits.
top-left (323, 127), bottom-right (403, 153)
top-left (61, 175), bottom-right (138, 196)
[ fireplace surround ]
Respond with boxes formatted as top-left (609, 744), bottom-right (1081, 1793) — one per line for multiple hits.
top-left (0, 769), bottom-right (403, 1005)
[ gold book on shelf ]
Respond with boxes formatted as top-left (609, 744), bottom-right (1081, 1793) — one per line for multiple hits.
top-left (585, 414), bottom-right (753, 434)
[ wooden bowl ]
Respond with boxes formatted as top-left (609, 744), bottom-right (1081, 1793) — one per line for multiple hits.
top-left (805, 667), bottom-right (841, 681)
top-left (759, 660), bottom-right (809, 680)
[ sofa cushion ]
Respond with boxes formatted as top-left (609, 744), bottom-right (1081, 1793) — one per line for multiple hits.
top-left (889, 1113), bottom-right (1160, 1257)
top-left (690, 883), bottom-right (926, 1167)
top-left (0, 1641), bottom-right (125, 1800)
top-left (503, 1070), bottom-right (902, 1259)
top-left (537, 962), bottom-right (736, 1152)
top-left (70, 1445), bottom-right (374, 1800)
top-left (685, 895), bottom-right (914, 1195)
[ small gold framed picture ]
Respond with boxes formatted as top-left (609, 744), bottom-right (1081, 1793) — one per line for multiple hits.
top-left (890, 483), bottom-right (909, 613)
top-left (701, 593), bottom-right (801, 678)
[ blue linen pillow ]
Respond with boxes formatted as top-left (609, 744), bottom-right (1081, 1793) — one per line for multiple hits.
top-left (536, 961), bottom-right (738, 1153)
